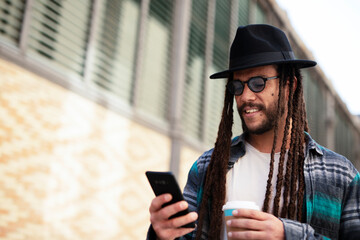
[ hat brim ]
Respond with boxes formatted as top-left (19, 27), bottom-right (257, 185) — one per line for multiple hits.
top-left (209, 59), bottom-right (317, 79)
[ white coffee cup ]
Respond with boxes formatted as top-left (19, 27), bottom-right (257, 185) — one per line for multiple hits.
top-left (222, 201), bottom-right (260, 239)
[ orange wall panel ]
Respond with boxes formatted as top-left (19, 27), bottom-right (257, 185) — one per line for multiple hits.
top-left (0, 58), bottom-right (170, 239)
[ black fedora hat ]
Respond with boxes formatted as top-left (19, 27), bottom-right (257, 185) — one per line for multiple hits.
top-left (210, 24), bottom-right (316, 79)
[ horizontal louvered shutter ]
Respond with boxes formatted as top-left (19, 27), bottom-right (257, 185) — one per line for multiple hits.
top-left (136, 0), bottom-right (173, 121)
top-left (304, 70), bottom-right (327, 145)
top-left (89, 0), bottom-right (140, 104)
top-left (335, 108), bottom-right (355, 160)
top-left (204, 0), bottom-right (231, 146)
top-left (182, 0), bottom-right (208, 140)
top-left (0, 0), bottom-right (26, 46)
top-left (238, 0), bottom-right (249, 25)
top-left (254, 3), bottom-right (266, 24)
top-left (27, 0), bottom-right (92, 78)
top-left (231, 1), bottom-right (249, 138)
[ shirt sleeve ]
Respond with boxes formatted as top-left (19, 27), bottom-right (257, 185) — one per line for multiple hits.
top-left (280, 218), bottom-right (331, 240)
top-left (146, 225), bottom-right (157, 240)
top-left (339, 172), bottom-right (360, 239)
top-left (145, 160), bottom-right (203, 240)
top-left (281, 171), bottom-right (360, 240)
top-left (183, 161), bottom-right (202, 213)
top-left (181, 152), bottom-right (213, 240)
top-left (181, 161), bottom-right (203, 240)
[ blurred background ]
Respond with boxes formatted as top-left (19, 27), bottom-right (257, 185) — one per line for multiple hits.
top-left (0, 0), bottom-right (359, 239)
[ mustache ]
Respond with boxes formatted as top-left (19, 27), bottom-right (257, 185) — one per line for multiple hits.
top-left (238, 103), bottom-right (265, 113)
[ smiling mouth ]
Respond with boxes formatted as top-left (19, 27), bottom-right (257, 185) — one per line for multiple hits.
top-left (245, 108), bottom-right (259, 114)
top-left (238, 103), bottom-right (264, 116)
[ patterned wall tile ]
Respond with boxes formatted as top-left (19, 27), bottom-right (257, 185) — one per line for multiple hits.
top-left (179, 146), bottom-right (202, 190)
top-left (0, 58), bottom-right (171, 239)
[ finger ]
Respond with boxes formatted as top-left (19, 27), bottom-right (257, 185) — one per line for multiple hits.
top-left (227, 213), bottom-right (284, 239)
top-left (228, 230), bottom-right (267, 239)
top-left (158, 200), bottom-right (190, 221)
top-left (172, 227), bottom-right (196, 238)
top-left (153, 212), bottom-right (197, 240)
top-left (162, 211), bottom-right (198, 229)
top-left (149, 194), bottom-right (172, 213)
top-left (227, 218), bottom-right (263, 231)
top-left (151, 200), bottom-right (190, 224)
top-left (232, 209), bottom-right (267, 220)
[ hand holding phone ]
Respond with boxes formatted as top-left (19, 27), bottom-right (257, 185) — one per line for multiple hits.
top-left (146, 171), bottom-right (196, 228)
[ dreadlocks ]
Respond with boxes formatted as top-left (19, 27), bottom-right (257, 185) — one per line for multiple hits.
top-left (195, 64), bottom-right (308, 239)
top-left (195, 76), bottom-right (234, 240)
top-left (263, 64), bottom-right (308, 220)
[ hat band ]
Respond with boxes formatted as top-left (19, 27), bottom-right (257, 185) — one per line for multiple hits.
top-left (230, 51), bottom-right (296, 69)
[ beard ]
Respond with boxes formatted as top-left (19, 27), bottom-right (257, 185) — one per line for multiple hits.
top-left (238, 101), bottom-right (281, 135)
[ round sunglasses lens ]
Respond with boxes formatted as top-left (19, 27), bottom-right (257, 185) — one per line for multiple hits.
top-left (232, 81), bottom-right (244, 95)
top-left (249, 77), bottom-right (265, 92)
top-left (226, 83), bottom-right (234, 94)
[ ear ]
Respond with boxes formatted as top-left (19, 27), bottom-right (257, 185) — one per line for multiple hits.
top-left (285, 76), bottom-right (298, 100)
top-left (292, 76), bottom-right (298, 92)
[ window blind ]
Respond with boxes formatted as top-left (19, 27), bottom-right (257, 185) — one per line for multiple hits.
top-left (335, 108), bottom-right (354, 160)
top-left (238, 0), bottom-right (249, 25)
top-left (304, 72), bottom-right (327, 145)
top-left (27, 0), bottom-right (92, 78)
top-left (182, 0), bottom-right (208, 140)
top-left (204, 0), bottom-right (231, 145)
top-left (254, 3), bottom-right (266, 24)
top-left (0, 0), bottom-right (26, 46)
top-left (89, 0), bottom-right (140, 104)
top-left (136, 0), bottom-right (173, 121)
top-left (231, 0), bottom-right (247, 141)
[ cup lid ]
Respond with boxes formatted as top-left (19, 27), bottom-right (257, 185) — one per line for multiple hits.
top-left (222, 201), bottom-right (260, 211)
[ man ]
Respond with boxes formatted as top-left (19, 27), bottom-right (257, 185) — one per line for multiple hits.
top-left (147, 24), bottom-right (360, 239)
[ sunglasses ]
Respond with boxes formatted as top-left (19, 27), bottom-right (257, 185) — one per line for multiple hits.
top-left (227, 76), bottom-right (279, 96)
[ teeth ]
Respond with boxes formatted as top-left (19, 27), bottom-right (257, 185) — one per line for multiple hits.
top-left (246, 109), bottom-right (258, 113)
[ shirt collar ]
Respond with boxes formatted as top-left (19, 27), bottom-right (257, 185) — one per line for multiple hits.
top-left (228, 134), bottom-right (247, 169)
top-left (228, 132), bottom-right (323, 169)
top-left (304, 132), bottom-right (324, 156)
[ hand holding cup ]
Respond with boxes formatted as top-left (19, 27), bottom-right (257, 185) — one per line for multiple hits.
top-left (223, 201), bottom-right (260, 239)
top-left (223, 201), bottom-right (285, 240)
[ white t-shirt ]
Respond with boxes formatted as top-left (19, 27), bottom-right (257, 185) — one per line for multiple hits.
top-left (221, 142), bottom-right (287, 239)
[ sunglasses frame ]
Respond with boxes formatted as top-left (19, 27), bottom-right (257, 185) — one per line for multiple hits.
top-left (227, 76), bottom-right (279, 96)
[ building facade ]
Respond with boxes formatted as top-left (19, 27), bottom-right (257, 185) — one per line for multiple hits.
top-left (0, 0), bottom-right (359, 239)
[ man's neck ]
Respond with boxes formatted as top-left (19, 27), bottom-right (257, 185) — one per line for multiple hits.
top-left (246, 128), bottom-right (290, 154)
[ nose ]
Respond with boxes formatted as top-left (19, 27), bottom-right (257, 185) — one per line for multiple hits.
top-left (238, 83), bottom-right (256, 102)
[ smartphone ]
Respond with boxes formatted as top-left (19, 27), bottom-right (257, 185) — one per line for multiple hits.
top-left (146, 171), bottom-right (196, 228)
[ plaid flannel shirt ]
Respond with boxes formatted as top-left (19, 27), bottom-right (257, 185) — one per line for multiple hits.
top-left (147, 132), bottom-right (360, 239)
